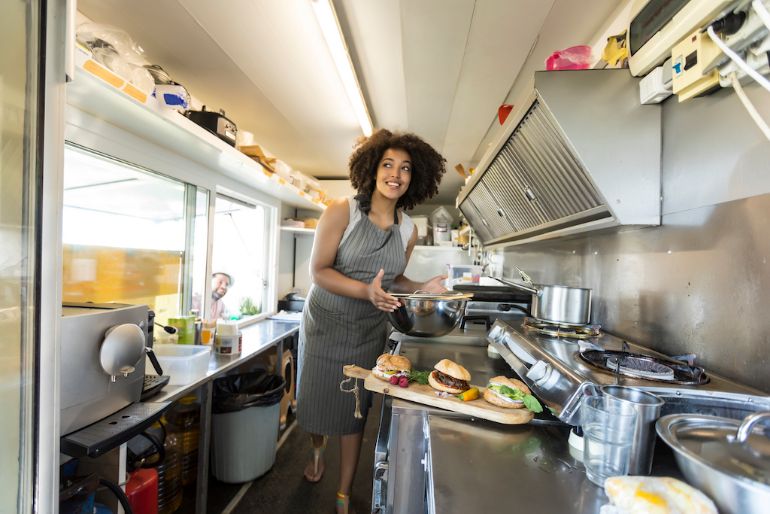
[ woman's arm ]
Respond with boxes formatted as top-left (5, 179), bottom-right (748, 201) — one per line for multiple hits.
top-left (391, 226), bottom-right (447, 294)
top-left (309, 198), bottom-right (400, 311)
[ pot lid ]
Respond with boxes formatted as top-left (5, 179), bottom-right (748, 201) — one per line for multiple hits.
top-left (657, 413), bottom-right (770, 489)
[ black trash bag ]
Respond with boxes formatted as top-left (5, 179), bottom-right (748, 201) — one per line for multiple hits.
top-left (213, 370), bottom-right (285, 414)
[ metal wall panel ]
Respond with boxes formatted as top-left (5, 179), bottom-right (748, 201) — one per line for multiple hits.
top-left (500, 194), bottom-right (770, 393)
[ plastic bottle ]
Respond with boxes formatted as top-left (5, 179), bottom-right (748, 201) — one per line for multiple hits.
top-left (165, 395), bottom-right (200, 487)
top-left (148, 420), bottom-right (182, 514)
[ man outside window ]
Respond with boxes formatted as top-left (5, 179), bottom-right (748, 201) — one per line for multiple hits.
top-left (210, 272), bottom-right (232, 320)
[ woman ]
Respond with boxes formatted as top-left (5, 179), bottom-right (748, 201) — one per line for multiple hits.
top-left (296, 129), bottom-right (447, 513)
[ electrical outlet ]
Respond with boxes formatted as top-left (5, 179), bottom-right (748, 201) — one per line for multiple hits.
top-left (671, 29), bottom-right (723, 102)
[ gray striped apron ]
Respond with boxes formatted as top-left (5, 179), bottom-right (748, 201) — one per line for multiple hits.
top-left (296, 210), bottom-right (406, 435)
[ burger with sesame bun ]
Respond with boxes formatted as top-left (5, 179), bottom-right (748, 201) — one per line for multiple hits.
top-left (372, 354), bottom-right (412, 381)
top-left (428, 359), bottom-right (471, 394)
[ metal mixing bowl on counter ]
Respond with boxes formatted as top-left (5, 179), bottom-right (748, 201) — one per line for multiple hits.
top-left (387, 291), bottom-right (473, 337)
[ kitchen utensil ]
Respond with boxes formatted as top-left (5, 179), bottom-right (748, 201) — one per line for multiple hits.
top-left (581, 395), bottom-right (638, 486)
top-left (343, 365), bottom-right (534, 424)
top-left (657, 412), bottom-right (770, 514)
top-left (155, 322), bottom-right (177, 334)
top-left (184, 106), bottom-right (237, 147)
top-left (497, 266), bottom-right (592, 325)
top-left (599, 385), bottom-right (664, 475)
top-left (387, 291), bottom-right (472, 337)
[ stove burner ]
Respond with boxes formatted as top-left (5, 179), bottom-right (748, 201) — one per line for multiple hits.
top-left (606, 355), bottom-right (675, 381)
top-left (523, 317), bottom-right (601, 339)
top-left (580, 350), bottom-right (710, 385)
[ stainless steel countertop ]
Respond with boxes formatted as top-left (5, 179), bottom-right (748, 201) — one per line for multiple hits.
top-left (428, 415), bottom-right (604, 513)
top-left (151, 318), bottom-right (298, 403)
top-left (388, 332), bottom-right (684, 514)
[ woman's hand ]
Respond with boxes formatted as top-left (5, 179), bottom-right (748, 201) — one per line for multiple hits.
top-left (420, 274), bottom-right (448, 294)
top-left (368, 269), bottom-right (401, 312)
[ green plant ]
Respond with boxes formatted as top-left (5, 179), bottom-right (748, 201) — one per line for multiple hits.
top-left (240, 297), bottom-right (260, 316)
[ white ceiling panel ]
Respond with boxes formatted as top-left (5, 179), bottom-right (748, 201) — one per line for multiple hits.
top-left (400, 0), bottom-right (475, 152)
top-left (338, 0), bottom-right (409, 133)
top-left (178, 0), bottom-right (361, 174)
top-left (75, 0), bottom-right (620, 205)
top-left (441, 0), bottom-right (554, 176)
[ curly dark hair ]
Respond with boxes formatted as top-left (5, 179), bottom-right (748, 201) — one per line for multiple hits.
top-left (348, 129), bottom-right (446, 213)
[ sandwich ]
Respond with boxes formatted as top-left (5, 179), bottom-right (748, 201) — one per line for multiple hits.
top-left (372, 354), bottom-right (412, 381)
top-left (428, 359), bottom-right (471, 394)
top-left (483, 376), bottom-right (543, 413)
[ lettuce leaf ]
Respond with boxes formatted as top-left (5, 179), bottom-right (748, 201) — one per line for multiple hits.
top-left (489, 384), bottom-right (543, 413)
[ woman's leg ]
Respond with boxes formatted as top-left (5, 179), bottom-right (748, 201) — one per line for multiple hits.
top-left (336, 432), bottom-right (363, 513)
top-left (303, 432), bottom-right (328, 482)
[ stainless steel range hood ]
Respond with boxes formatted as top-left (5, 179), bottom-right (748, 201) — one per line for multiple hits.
top-left (457, 70), bottom-right (661, 247)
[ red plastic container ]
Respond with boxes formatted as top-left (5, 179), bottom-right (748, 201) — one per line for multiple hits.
top-left (126, 468), bottom-right (159, 514)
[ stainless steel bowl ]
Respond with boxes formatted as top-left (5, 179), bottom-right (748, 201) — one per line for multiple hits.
top-left (656, 413), bottom-right (770, 514)
top-left (387, 294), bottom-right (469, 337)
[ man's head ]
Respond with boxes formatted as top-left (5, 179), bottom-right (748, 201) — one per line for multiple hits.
top-left (211, 272), bottom-right (232, 300)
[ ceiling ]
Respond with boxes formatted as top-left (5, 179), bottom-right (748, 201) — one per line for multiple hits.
top-left (76, 0), bottom-right (619, 205)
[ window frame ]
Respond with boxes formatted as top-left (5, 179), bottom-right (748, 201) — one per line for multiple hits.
top-left (210, 187), bottom-right (277, 328)
top-left (63, 108), bottom-right (282, 322)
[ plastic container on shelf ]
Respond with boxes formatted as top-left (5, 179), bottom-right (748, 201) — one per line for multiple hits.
top-left (430, 206), bottom-right (454, 246)
top-left (165, 396), bottom-right (201, 487)
top-left (146, 345), bottom-right (211, 385)
top-left (545, 45), bottom-right (593, 70)
top-left (215, 320), bottom-right (242, 356)
top-left (447, 264), bottom-right (482, 289)
top-left (125, 468), bottom-right (159, 514)
top-left (274, 160), bottom-right (292, 180)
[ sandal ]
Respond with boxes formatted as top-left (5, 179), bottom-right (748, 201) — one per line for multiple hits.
top-left (303, 435), bottom-right (328, 483)
top-left (336, 491), bottom-right (355, 514)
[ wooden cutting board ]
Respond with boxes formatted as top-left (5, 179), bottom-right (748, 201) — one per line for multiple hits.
top-left (343, 365), bottom-right (534, 425)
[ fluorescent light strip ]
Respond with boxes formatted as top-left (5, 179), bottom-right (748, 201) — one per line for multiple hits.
top-left (311, 0), bottom-right (373, 136)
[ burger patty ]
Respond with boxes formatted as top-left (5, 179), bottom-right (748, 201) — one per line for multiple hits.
top-left (432, 370), bottom-right (470, 391)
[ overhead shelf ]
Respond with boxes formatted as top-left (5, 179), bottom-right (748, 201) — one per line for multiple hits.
top-left (66, 59), bottom-right (325, 212)
top-left (280, 226), bottom-right (316, 235)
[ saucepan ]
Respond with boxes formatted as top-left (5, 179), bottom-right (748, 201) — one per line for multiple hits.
top-left (387, 291), bottom-right (473, 337)
top-left (497, 266), bottom-right (592, 325)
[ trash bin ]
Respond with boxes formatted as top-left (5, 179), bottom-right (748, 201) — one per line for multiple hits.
top-left (211, 370), bottom-right (285, 483)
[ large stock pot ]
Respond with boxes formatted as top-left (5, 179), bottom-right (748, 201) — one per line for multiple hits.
top-left (497, 267), bottom-right (592, 325)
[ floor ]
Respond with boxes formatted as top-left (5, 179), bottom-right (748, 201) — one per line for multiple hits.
top-left (205, 394), bottom-right (382, 514)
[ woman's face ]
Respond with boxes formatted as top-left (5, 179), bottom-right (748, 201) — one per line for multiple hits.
top-left (375, 148), bottom-right (412, 201)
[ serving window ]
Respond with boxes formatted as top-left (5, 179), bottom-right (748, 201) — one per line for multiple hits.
top-left (62, 144), bottom-right (209, 324)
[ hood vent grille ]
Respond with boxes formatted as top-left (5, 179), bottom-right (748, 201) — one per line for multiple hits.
top-left (458, 70), bottom-right (661, 247)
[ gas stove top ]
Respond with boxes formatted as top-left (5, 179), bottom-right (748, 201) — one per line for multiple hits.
top-left (487, 318), bottom-right (770, 425)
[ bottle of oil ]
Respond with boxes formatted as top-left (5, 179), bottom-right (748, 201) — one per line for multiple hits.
top-left (145, 420), bottom-right (182, 514)
top-left (165, 395), bottom-right (200, 486)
